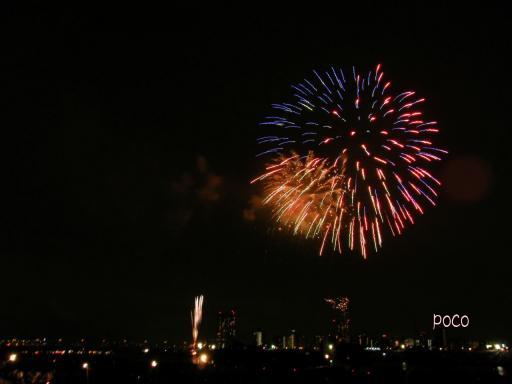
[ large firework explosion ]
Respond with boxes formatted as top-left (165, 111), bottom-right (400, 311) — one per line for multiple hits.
top-left (253, 65), bottom-right (447, 258)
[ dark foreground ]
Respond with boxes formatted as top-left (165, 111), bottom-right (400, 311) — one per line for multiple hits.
top-left (1, 346), bottom-right (510, 383)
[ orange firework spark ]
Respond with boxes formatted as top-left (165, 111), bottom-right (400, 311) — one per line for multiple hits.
top-left (252, 152), bottom-right (349, 255)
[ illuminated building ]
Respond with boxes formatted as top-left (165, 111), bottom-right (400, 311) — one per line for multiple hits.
top-left (253, 330), bottom-right (263, 347)
top-left (313, 335), bottom-right (324, 350)
top-left (286, 330), bottom-right (296, 349)
top-left (356, 332), bottom-right (369, 347)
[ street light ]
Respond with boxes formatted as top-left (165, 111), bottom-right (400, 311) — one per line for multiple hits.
top-left (150, 360), bottom-right (158, 368)
top-left (82, 362), bottom-right (90, 384)
top-left (8, 353), bottom-right (17, 363)
top-left (199, 353), bottom-right (209, 364)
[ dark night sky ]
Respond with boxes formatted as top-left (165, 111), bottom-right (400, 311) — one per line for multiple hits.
top-left (1, 4), bottom-right (510, 343)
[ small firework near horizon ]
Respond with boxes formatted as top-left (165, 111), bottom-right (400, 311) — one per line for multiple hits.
top-left (253, 65), bottom-right (447, 258)
top-left (191, 295), bottom-right (204, 354)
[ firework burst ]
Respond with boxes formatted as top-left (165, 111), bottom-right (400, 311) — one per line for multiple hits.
top-left (191, 295), bottom-right (204, 352)
top-left (325, 297), bottom-right (350, 312)
top-left (253, 65), bottom-right (447, 258)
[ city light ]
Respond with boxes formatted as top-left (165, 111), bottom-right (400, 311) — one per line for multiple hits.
top-left (143, 348), bottom-right (149, 353)
top-left (485, 343), bottom-right (507, 351)
top-left (199, 353), bottom-right (209, 364)
top-left (1, 333), bottom-right (511, 381)
top-left (197, 342), bottom-right (203, 350)
top-left (364, 346), bottom-right (381, 351)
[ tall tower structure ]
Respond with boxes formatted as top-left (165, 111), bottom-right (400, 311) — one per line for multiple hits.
top-left (325, 297), bottom-right (351, 343)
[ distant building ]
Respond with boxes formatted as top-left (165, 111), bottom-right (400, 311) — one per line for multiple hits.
top-left (356, 332), bottom-right (369, 347)
top-left (313, 335), bottom-right (324, 350)
top-left (217, 309), bottom-right (236, 348)
top-left (404, 338), bottom-right (415, 348)
top-left (432, 327), bottom-right (448, 350)
top-left (253, 330), bottom-right (263, 347)
top-left (377, 333), bottom-right (391, 349)
top-left (287, 330), bottom-right (296, 349)
top-left (417, 331), bottom-right (429, 349)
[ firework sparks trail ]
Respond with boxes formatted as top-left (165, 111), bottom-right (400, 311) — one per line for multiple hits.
top-left (254, 65), bottom-right (447, 258)
top-left (325, 297), bottom-right (350, 312)
top-left (191, 295), bottom-right (204, 352)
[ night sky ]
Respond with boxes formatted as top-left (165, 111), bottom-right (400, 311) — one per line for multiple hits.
top-left (2, 4), bottom-right (510, 344)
